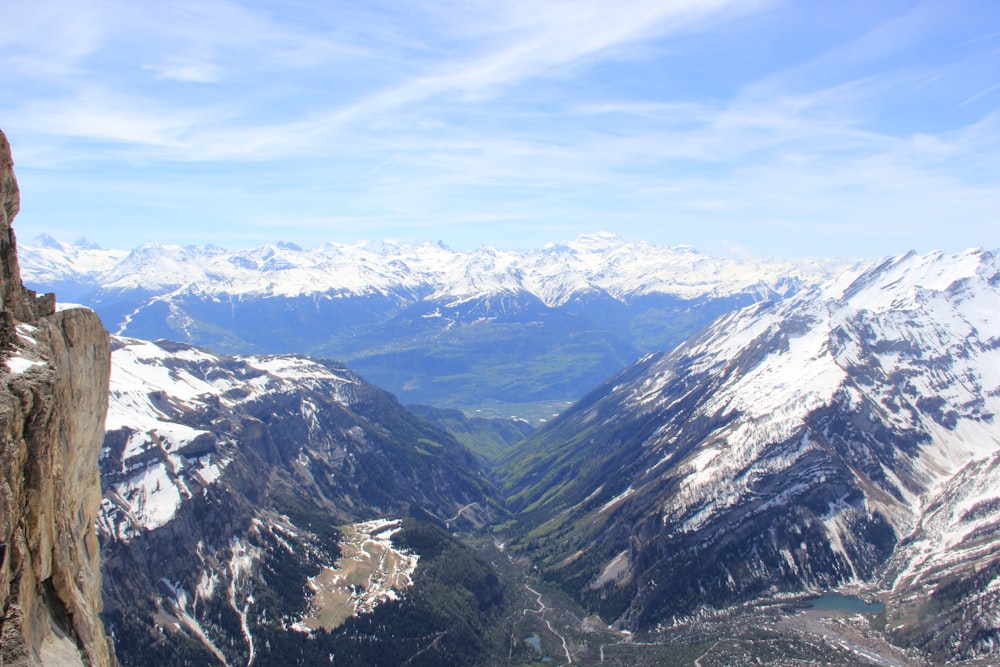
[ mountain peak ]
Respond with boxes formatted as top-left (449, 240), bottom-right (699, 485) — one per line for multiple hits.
top-left (32, 232), bottom-right (66, 250)
top-left (362, 238), bottom-right (406, 255)
top-left (73, 236), bottom-right (102, 250)
top-left (828, 247), bottom-right (995, 309)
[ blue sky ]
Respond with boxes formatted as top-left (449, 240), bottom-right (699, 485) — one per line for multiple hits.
top-left (2, 0), bottom-right (999, 257)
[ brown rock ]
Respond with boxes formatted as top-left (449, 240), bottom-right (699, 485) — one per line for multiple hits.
top-left (0, 129), bottom-right (115, 666)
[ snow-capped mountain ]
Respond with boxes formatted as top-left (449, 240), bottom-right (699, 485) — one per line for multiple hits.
top-left (21, 232), bottom-right (842, 305)
top-left (20, 233), bottom-right (854, 416)
top-left (99, 336), bottom-right (503, 665)
top-left (18, 233), bottom-right (128, 285)
top-left (498, 248), bottom-right (1000, 656)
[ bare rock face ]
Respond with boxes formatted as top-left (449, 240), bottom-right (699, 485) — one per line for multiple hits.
top-left (0, 129), bottom-right (114, 666)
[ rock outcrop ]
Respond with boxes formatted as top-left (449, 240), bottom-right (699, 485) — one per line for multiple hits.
top-left (0, 130), bottom-right (114, 665)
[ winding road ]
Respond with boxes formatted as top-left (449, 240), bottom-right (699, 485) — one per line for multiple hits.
top-left (523, 584), bottom-right (573, 665)
top-left (445, 502), bottom-right (480, 526)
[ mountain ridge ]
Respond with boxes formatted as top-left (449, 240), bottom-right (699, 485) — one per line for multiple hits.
top-left (98, 335), bottom-right (506, 665)
top-left (77, 240), bottom-right (1000, 664)
top-left (497, 246), bottom-right (1000, 649)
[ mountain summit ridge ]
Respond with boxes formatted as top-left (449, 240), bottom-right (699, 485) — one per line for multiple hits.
top-left (20, 234), bottom-right (857, 416)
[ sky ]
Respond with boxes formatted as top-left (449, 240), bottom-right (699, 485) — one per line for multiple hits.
top-left (2, 0), bottom-right (999, 258)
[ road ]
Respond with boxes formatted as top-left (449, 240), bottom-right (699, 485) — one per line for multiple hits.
top-left (523, 584), bottom-right (574, 665)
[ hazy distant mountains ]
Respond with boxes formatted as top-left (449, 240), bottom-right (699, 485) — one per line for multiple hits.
top-left (498, 248), bottom-right (1000, 659)
top-left (20, 232), bottom-right (853, 418)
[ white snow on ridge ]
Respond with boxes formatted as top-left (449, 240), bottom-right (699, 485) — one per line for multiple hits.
top-left (886, 451), bottom-right (1000, 593)
top-left (245, 355), bottom-right (355, 386)
top-left (20, 232), bottom-right (855, 307)
top-left (17, 234), bottom-right (127, 281)
top-left (633, 248), bottom-right (1000, 537)
top-left (106, 338), bottom-right (225, 433)
top-left (101, 336), bottom-right (362, 537)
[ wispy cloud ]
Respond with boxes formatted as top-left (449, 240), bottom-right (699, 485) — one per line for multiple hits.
top-left (5, 0), bottom-right (771, 161)
top-left (960, 81), bottom-right (1000, 107)
top-left (145, 60), bottom-right (222, 83)
top-left (2, 0), bottom-right (999, 257)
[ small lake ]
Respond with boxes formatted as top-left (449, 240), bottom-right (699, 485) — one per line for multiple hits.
top-left (523, 635), bottom-right (553, 662)
top-left (808, 593), bottom-right (884, 614)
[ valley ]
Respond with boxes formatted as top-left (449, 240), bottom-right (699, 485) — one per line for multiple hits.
top-left (465, 538), bottom-right (932, 666)
top-left (15, 231), bottom-right (1000, 666)
top-left (5, 2), bottom-right (1000, 664)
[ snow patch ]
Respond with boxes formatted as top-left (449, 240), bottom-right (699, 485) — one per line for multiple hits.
top-left (5, 356), bottom-right (45, 374)
top-left (114, 462), bottom-right (183, 530)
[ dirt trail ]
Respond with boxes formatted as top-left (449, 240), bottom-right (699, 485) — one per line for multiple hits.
top-left (523, 584), bottom-right (574, 665)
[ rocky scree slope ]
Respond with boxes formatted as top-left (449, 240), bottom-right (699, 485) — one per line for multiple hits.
top-left (98, 336), bottom-right (502, 666)
top-left (0, 130), bottom-right (114, 665)
top-left (499, 248), bottom-right (1000, 660)
top-left (20, 234), bottom-right (854, 417)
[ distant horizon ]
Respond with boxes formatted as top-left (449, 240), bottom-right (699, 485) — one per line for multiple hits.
top-left (20, 227), bottom-right (1000, 263)
top-left (4, 1), bottom-right (1000, 258)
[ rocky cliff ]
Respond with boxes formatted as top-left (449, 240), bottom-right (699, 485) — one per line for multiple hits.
top-left (0, 130), bottom-right (114, 666)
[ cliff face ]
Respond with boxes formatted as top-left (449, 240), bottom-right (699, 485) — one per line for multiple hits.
top-left (0, 130), bottom-right (114, 666)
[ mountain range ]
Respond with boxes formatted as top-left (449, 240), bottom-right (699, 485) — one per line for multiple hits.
top-left (20, 233), bottom-right (853, 420)
top-left (12, 110), bottom-right (1000, 666)
top-left (19, 225), bottom-right (1000, 664)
